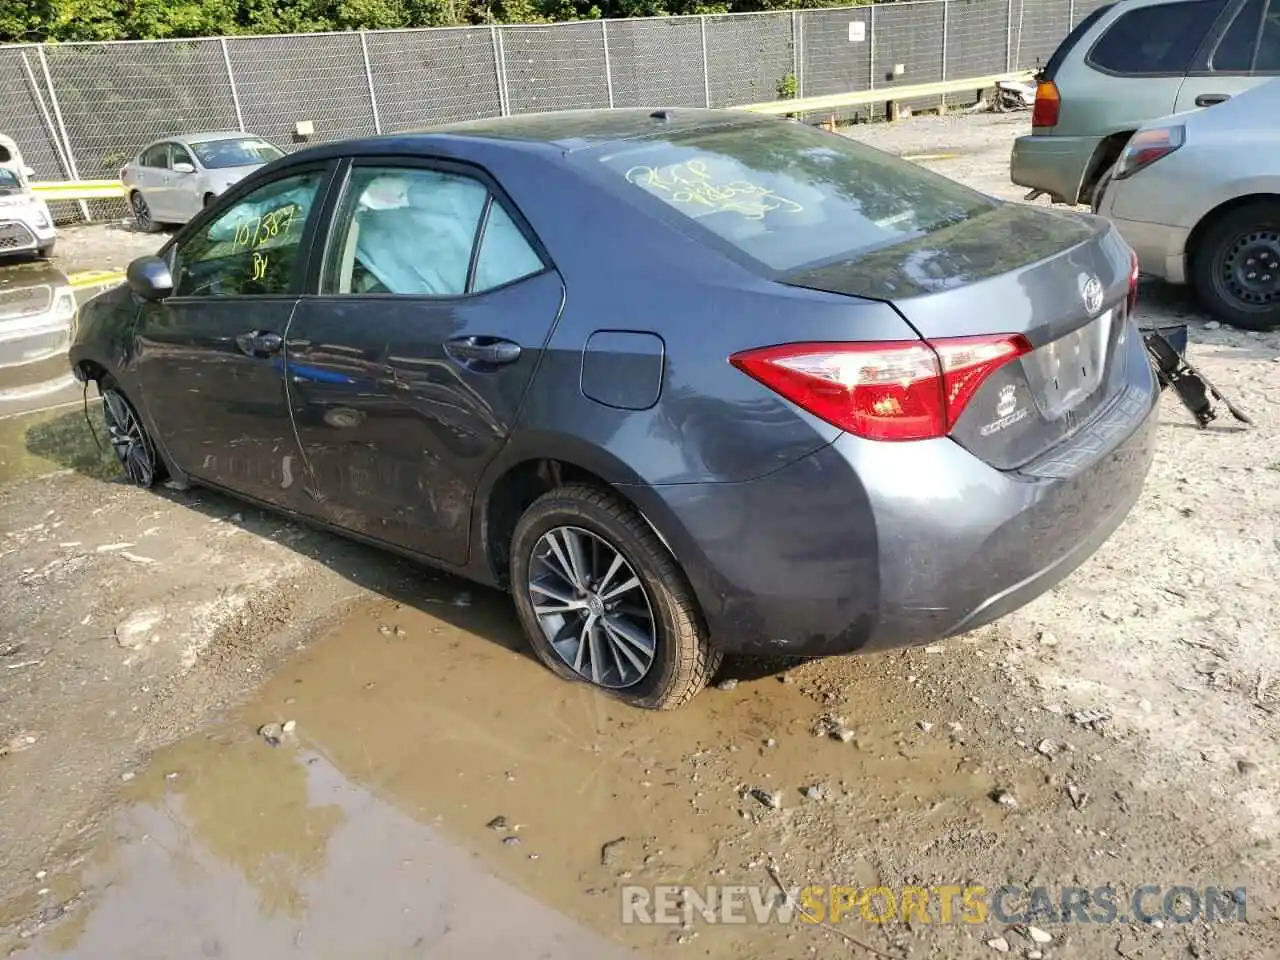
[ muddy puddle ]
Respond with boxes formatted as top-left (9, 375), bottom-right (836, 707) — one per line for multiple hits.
top-left (4, 578), bottom-right (1046, 959)
top-left (0, 267), bottom-right (121, 485)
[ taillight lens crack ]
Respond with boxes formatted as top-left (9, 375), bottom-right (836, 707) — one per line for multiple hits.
top-left (730, 334), bottom-right (1032, 442)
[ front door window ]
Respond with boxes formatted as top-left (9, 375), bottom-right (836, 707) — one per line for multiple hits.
top-left (172, 170), bottom-right (325, 298)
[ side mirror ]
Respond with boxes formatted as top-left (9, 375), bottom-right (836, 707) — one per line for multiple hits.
top-left (172, 162), bottom-right (195, 174)
top-left (127, 256), bottom-right (174, 301)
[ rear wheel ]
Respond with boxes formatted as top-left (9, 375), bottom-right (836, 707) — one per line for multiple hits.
top-left (99, 377), bottom-right (165, 488)
top-left (1192, 200), bottom-right (1280, 332)
top-left (130, 191), bottom-right (158, 233)
top-left (510, 484), bottom-right (720, 710)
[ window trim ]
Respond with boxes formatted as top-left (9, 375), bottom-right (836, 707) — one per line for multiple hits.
top-left (164, 160), bottom-right (341, 303)
top-left (1187, 0), bottom-right (1265, 74)
top-left (1251, 0), bottom-right (1280, 72)
top-left (304, 155), bottom-right (554, 303)
top-left (1084, 0), bottom-right (1233, 78)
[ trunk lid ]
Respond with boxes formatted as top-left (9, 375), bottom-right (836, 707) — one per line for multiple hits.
top-left (782, 203), bottom-right (1135, 469)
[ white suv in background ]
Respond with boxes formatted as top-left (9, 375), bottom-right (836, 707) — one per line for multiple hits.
top-left (0, 134), bottom-right (57, 260)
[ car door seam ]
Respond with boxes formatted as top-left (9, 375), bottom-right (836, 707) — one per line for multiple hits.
top-left (280, 298), bottom-right (321, 500)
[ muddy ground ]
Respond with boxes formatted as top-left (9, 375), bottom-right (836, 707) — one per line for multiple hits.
top-left (1, 113), bottom-right (1278, 958)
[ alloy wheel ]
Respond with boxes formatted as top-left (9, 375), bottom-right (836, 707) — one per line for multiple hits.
top-left (1218, 229), bottom-right (1280, 308)
top-left (131, 193), bottom-right (153, 231)
top-left (527, 525), bottom-right (656, 689)
top-left (103, 389), bottom-right (157, 487)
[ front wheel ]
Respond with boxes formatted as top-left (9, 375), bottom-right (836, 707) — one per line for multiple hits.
top-left (100, 377), bottom-right (165, 488)
top-left (1192, 200), bottom-right (1280, 332)
top-left (509, 484), bottom-right (720, 710)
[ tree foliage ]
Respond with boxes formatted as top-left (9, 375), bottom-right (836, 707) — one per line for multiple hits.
top-left (1, 0), bottom-right (859, 44)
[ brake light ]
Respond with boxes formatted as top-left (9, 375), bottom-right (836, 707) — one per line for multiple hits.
top-left (1114, 126), bottom-right (1184, 180)
top-left (729, 335), bottom-right (1032, 442)
top-left (1031, 80), bottom-right (1060, 128)
top-left (1128, 249), bottom-right (1140, 314)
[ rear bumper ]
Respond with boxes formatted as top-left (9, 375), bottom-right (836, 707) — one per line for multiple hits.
top-left (627, 329), bottom-right (1159, 658)
top-left (1011, 133), bottom-right (1103, 204)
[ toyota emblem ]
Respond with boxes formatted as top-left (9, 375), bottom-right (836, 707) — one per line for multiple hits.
top-left (1080, 274), bottom-right (1105, 316)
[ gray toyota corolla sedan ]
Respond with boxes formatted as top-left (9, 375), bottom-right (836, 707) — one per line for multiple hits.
top-left (69, 108), bottom-right (1160, 709)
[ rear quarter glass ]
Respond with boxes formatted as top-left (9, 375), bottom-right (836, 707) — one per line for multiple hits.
top-left (595, 122), bottom-right (999, 275)
top-left (1085, 0), bottom-right (1229, 75)
top-left (1041, 4), bottom-right (1115, 80)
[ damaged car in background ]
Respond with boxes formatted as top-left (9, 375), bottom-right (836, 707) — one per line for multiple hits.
top-left (1012, 0), bottom-right (1280, 210)
top-left (1095, 77), bottom-right (1280, 332)
top-left (70, 108), bottom-right (1160, 710)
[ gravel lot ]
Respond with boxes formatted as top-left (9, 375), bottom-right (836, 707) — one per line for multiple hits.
top-left (2, 111), bottom-right (1278, 958)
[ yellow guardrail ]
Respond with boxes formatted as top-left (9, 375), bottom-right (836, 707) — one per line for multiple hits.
top-left (32, 179), bottom-right (126, 201)
top-left (68, 269), bottom-right (126, 289)
top-left (736, 70), bottom-right (1035, 116)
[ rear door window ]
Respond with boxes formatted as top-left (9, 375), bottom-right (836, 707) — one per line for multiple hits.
top-left (596, 121), bottom-right (996, 274)
top-left (1086, 0), bottom-right (1228, 74)
top-left (1210, 0), bottom-right (1264, 71)
top-left (321, 166), bottom-right (546, 297)
top-left (1256, 0), bottom-right (1280, 70)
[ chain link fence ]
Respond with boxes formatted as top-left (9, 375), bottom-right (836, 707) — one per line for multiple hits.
top-left (1, 0), bottom-right (1089, 223)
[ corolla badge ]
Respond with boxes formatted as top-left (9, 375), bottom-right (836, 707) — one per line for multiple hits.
top-left (1079, 273), bottom-right (1105, 316)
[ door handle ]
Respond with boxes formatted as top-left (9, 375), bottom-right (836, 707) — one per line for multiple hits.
top-left (444, 336), bottom-right (522, 366)
top-left (1195, 93), bottom-right (1230, 107)
top-left (235, 330), bottom-right (284, 357)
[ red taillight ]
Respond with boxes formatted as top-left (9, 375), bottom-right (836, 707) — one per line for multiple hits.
top-left (729, 334), bottom-right (1032, 442)
top-left (1031, 80), bottom-right (1060, 128)
top-left (1128, 249), bottom-right (1140, 314)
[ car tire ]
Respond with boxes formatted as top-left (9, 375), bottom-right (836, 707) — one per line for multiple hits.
top-left (130, 191), bottom-right (159, 233)
top-left (1191, 200), bottom-right (1280, 332)
top-left (510, 484), bottom-right (720, 710)
top-left (203, 193), bottom-right (216, 208)
top-left (99, 376), bottom-right (166, 488)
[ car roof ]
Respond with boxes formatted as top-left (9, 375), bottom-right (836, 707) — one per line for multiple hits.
top-left (172, 131), bottom-right (269, 145)
top-left (285, 108), bottom-right (777, 164)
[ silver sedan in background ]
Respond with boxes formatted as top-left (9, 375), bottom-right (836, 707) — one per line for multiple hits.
top-left (120, 132), bottom-right (283, 232)
top-left (1095, 78), bottom-right (1280, 332)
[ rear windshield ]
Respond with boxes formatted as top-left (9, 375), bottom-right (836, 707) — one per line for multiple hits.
top-left (190, 137), bottom-right (283, 170)
top-left (596, 121), bottom-right (997, 273)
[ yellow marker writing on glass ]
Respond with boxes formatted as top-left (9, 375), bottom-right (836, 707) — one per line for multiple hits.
top-left (625, 158), bottom-right (803, 219)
